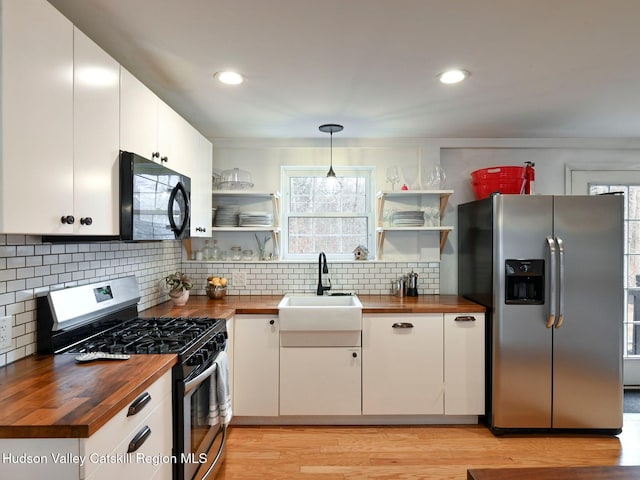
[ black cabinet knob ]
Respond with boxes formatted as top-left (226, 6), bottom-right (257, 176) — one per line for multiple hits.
top-left (80, 217), bottom-right (93, 226)
top-left (352, 352), bottom-right (358, 358)
top-left (160, 156), bottom-right (168, 163)
top-left (60, 215), bottom-right (75, 225)
top-left (195, 227), bottom-right (206, 233)
top-left (269, 319), bottom-right (275, 325)
top-left (152, 151), bottom-right (160, 159)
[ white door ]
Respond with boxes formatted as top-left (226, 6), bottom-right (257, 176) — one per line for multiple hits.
top-left (362, 314), bottom-right (444, 415)
top-left (444, 313), bottom-right (485, 415)
top-left (120, 68), bottom-right (159, 160)
top-left (73, 28), bottom-right (120, 235)
top-left (571, 169), bottom-right (640, 386)
top-left (279, 347), bottom-right (361, 415)
top-left (1, 0), bottom-right (74, 234)
top-left (233, 315), bottom-right (279, 416)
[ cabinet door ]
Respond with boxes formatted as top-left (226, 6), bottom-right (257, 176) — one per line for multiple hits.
top-left (120, 67), bottom-right (159, 160)
top-left (233, 315), bottom-right (279, 416)
top-left (157, 100), bottom-right (191, 170)
top-left (190, 131), bottom-right (213, 237)
top-left (73, 28), bottom-right (120, 235)
top-left (225, 317), bottom-right (234, 409)
top-left (444, 313), bottom-right (485, 415)
top-left (280, 347), bottom-right (361, 415)
top-left (362, 314), bottom-right (444, 415)
top-left (1, 0), bottom-right (74, 234)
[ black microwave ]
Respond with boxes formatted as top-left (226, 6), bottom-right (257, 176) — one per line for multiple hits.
top-left (119, 151), bottom-right (191, 241)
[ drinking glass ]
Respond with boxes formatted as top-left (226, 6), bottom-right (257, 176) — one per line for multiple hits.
top-left (386, 166), bottom-right (400, 191)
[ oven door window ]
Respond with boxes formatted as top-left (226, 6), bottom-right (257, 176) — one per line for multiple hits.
top-left (184, 370), bottom-right (223, 479)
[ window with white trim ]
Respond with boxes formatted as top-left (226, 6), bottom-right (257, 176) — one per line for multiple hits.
top-left (589, 183), bottom-right (640, 358)
top-left (281, 166), bottom-right (375, 260)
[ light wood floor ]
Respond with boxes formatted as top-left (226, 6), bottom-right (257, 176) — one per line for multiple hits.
top-left (218, 415), bottom-right (640, 479)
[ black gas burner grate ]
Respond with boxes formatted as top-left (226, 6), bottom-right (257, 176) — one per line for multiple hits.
top-left (66, 316), bottom-right (222, 355)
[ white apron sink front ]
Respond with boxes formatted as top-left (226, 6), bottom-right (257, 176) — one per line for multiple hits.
top-left (277, 294), bottom-right (362, 332)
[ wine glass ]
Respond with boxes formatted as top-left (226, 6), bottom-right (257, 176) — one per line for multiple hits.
top-left (424, 165), bottom-right (446, 189)
top-left (386, 166), bottom-right (400, 191)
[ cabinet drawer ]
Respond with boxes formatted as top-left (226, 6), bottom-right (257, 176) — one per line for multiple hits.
top-left (84, 385), bottom-right (173, 480)
top-left (83, 370), bottom-right (172, 478)
top-left (85, 371), bottom-right (171, 450)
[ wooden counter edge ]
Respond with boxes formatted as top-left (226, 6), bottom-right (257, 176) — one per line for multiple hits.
top-left (0, 354), bottom-right (177, 439)
top-left (467, 465), bottom-right (640, 480)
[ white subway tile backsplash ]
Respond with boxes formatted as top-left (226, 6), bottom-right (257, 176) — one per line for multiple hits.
top-left (0, 233), bottom-right (441, 366)
top-left (183, 260), bottom-right (439, 297)
top-left (0, 235), bottom-right (183, 365)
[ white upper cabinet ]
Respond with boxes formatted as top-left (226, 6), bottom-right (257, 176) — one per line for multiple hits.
top-left (120, 68), bottom-right (194, 175)
top-left (0, 0), bottom-right (74, 234)
top-left (190, 131), bottom-right (213, 237)
top-left (120, 67), bottom-right (160, 162)
top-left (73, 27), bottom-right (120, 235)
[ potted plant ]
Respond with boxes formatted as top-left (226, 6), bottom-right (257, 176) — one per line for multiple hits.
top-left (164, 271), bottom-right (193, 305)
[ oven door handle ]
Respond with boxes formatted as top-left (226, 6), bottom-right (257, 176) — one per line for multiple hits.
top-left (200, 424), bottom-right (228, 480)
top-left (184, 361), bottom-right (217, 395)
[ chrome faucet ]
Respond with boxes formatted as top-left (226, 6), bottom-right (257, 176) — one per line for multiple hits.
top-left (317, 251), bottom-right (331, 295)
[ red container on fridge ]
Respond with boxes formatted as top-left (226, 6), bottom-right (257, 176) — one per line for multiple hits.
top-left (471, 166), bottom-right (526, 199)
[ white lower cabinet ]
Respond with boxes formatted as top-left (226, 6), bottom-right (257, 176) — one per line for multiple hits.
top-left (362, 314), bottom-right (444, 415)
top-left (233, 315), bottom-right (279, 416)
top-left (231, 311), bottom-right (485, 421)
top-left (0, 370), bottom-right (172, 480)
top-left (225, 317), bottom-right (235, 411)
top-left (279, 347), bottom-right (361, 415)
top-left (84, 370), bottom-right (172, 480)
top-left (444, 313), bottom-right (485, 415)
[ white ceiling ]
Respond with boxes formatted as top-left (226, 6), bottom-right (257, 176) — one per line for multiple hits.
top-left (49, 0), bottom-right (640, 140)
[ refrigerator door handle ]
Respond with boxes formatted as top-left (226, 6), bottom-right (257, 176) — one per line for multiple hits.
top-left (546, 236), bottom-right (557, 328)
top-left (555, 237), bottom-right (565, 328)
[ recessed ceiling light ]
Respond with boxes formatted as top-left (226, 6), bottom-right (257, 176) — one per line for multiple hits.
top-left (437, 69), bottom-right (470, 84)
top-left (215, 71), bottom-right (244, 85)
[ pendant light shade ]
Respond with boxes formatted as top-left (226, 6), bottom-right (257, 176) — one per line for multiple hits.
top-left (319, 123), bottom-right (343, 194)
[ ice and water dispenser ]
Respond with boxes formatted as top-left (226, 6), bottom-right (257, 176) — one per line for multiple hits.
top-left (505, 259), bottom-right (544, 304)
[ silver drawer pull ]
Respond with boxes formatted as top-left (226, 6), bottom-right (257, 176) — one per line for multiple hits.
top-left (392, 322), bottom-right (414, 329)
top-left (127, 392), bottom-right (151, 416)
top-left (454, 315), bottom-right (476, 322)
top-left (127, 425), bottom-right (151, 453)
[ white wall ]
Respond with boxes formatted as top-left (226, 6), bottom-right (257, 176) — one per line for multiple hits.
top-left (440, 145), bottom-right (640, 294)
top-left (213, 137), bottom-right (640, 294)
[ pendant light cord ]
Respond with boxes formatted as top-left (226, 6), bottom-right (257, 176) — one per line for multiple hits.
top-left (318, 123), bottom-right (343, 179)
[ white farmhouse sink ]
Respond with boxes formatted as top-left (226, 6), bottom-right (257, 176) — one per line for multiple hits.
top-left (278, 294), bottom-right (363, 332)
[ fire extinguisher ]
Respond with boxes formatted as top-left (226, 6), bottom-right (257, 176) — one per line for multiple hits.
top-left (524, 162), bottom-right (535, 195)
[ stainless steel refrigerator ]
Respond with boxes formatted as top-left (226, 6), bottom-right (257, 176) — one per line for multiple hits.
top-left (458, 194), bottom-right (623, 435)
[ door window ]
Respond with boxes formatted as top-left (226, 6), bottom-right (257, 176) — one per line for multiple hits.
top-left (571, 170), bottom-right (640, 364)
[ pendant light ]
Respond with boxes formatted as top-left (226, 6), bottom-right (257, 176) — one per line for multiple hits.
top-left (319, 123), bottom-right (343, 194)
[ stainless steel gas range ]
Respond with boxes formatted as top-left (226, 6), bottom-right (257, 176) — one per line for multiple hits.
top-left (36, 276), bottom-right (229, 480)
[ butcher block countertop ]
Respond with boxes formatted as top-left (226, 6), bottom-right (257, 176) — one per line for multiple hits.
top-left (140, 294), bottom-right (486, 317)
top-left (0, 294), bottom-right (481, 439)
top-left (0, 353), bottom-right (176, 438)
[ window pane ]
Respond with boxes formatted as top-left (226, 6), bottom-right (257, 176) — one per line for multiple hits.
top-left (288, 217), bottom-right (368, 254)
top-left (289, 176), bottom-right (367, 214)
top-left (630, 186), bottom-right (640, 220)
